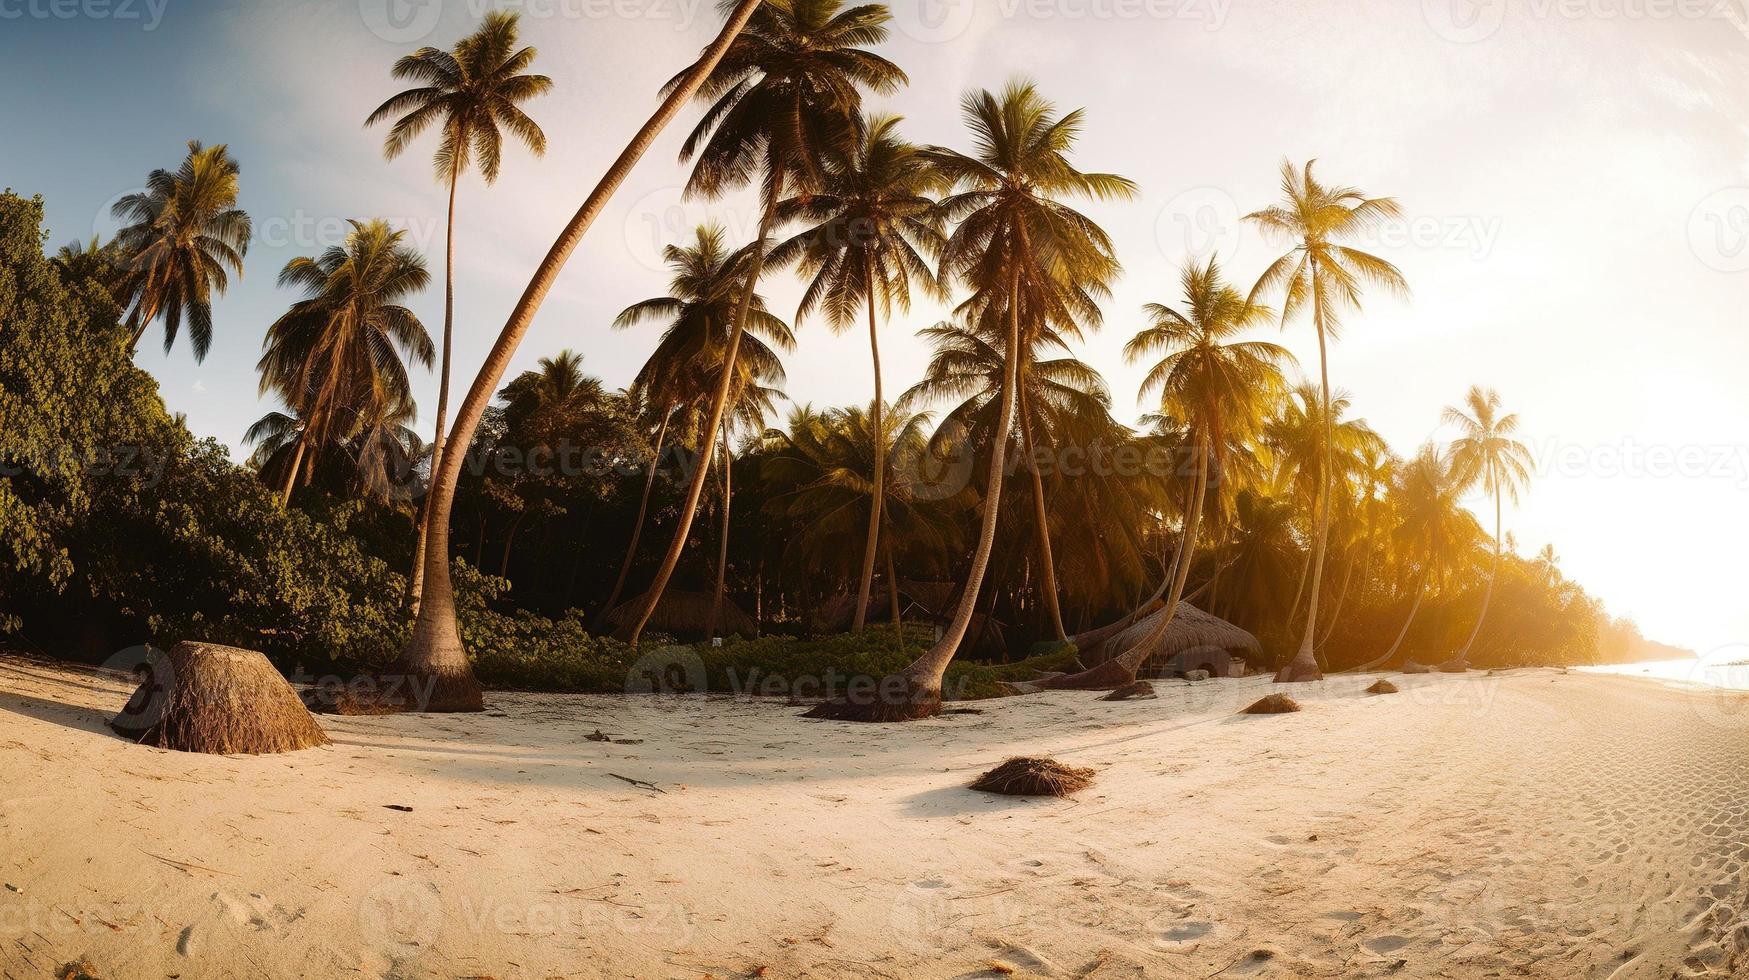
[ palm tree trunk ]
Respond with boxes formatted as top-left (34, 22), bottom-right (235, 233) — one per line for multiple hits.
top-left (391, 0), bottom-right (765, 712)
top-left (851, 267), bottom-right (884, 632)
top-left (1317, 548), bottom-right (1365, 651)
top-left (1448, 489), bottom-right (1502, 667)
top-left (1279, 264), bottom-right (1331, 683)
top-left (1347, 574), bottom-right (1427, 673)
top-left (1286, 543), bottom-right (1313, 628)
top-left (1066, 472), bottom-right (1196, 663)
top-left (594, 412), bottom-right (670, 632)
top-left (279, 435), bottom-right (307, 506)
top-left (1045, 439), bottom-right (1208, 688)
top-left (626, 170), bottom-right (784, 646)
top-left (1019, 389), bottom-right (1068, 641)
top-left (498, 508), bottom-right (529, 579)
top-left (708, 417), bottom-right (732, 638)
top-left (407, 159), bottom-right (464, 615)
top-left (806, 253), bottom-right (1025, 722)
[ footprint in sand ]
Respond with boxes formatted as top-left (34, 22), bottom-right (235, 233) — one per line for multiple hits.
top-left (1159, 921), bottom-right (1211, 942)
top-left (1363, 935), bottom-right (1410, 954)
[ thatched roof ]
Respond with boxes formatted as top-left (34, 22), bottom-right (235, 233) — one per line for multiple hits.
top-left (114, 642), bottom-right (330, 755)
top-left (604, 589), bottom-right (757, 638)
top-left (1090, 602), bottom-right (1260, 668)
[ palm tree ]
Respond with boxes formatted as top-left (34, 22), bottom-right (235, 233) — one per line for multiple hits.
top-left (247, 405), bottom-right (426, 505)
top-left (626, 0), bottom-right (905, 646)
top-left (367, 10), bottom-right (551, 613)
top-left (253, 220), bottom-right (434, 506)
top-left (1246, 159), bottom-right (1407, 682)
top-left (1441, 386), bottom-right (1533, 668)
top-left (51, 236), bottom-right (125, 298)
top-left (1317, 441), bottom-right (1395, 651)
top-left (1266, 383), bottom-right (1385, 634)
top-left (486, 351), bottom-right (613, 580)
top-left (898, 315), bottom-right (1115, 637)
top-left (1045, 257), bottom-right (1288, 688)
top-left (808, 80), bottom-right (1134, 721)
top-left (1348, 444), bottom-right (1483, 671)
top-left (770, 113), bottom-right (942, 630)
top-left (110, 141), bottom-right (251, 362)
top-left (600, 225), bottom-right (795, 628)
top-left (391, 0), bottom-right (764, 713)
top-left (763, 403), bottom-right (964, 599)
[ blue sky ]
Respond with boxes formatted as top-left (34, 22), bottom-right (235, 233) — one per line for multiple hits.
top-left (5, 0), bottom-right (1749, 655)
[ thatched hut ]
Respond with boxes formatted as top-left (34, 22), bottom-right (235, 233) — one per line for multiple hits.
top-left (1082, 603), bottom-right (1260, 678)
top-left (604, 590), bottom-right (757, 639)
top-left (112, 642), bottom-right (330, 755)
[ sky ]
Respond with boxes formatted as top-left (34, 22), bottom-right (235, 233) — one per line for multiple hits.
top-left (3, 0), bottom-right (1749, 657)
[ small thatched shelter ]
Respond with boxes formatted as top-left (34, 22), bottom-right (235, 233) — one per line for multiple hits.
top-left (604, 589), bottom-right (757, 639)
top-left (112, 642), bottom-right (329, 755)
top-left (1079, 603), bottom-right (1260, 678)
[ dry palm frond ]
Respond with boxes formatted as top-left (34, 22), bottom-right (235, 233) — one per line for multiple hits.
top-left (119, 642), bottom-right (329, 755)
top-left (1100, 681), bottom-right (1157, 702)
top-left (1365, 679), bottom-right (1399, 695)
top-left (1241, 693), bottom-right (1301, 715)
top-left (969, 757), bottom-right (1095, 797)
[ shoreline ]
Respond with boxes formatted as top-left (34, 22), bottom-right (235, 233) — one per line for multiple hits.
top-left (4, 655), bottom-right (1748, 978)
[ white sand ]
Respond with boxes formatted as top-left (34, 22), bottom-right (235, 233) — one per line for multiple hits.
top-left (3, 656), bottom-right (1748, 979)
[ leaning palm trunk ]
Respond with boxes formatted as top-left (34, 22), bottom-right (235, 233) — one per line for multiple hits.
top-left (407, 161), bottom-right (464, 614)
top-left (852, 266), bottom-right (884, 632)
top-left (626, 173), bottom-right (784, 646)
top-left (594, 412), bottom-right (670, 632)
top-left (1278, 270), bottom-right (1331, 683)
top-left (1019, 392), bottom-right (1068, 641)
top-left (391, 0), bottom-right (765, 712)
top-left (1445, 491), bottom-right (1502, 669)
top-left (806, 261), bottom-right (1026, 721)
top-left (1315, 549), bottom-right (1361, 656)
top-left (1041, 441), bottom-right (1207, 689)
top-left (279, 435), bottom-right (308, 506)
top-left (1345, 574), bottom-right (1427, 673)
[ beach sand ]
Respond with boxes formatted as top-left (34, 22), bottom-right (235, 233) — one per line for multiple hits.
top-left (2, 655), bottom-right (1747, 978)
